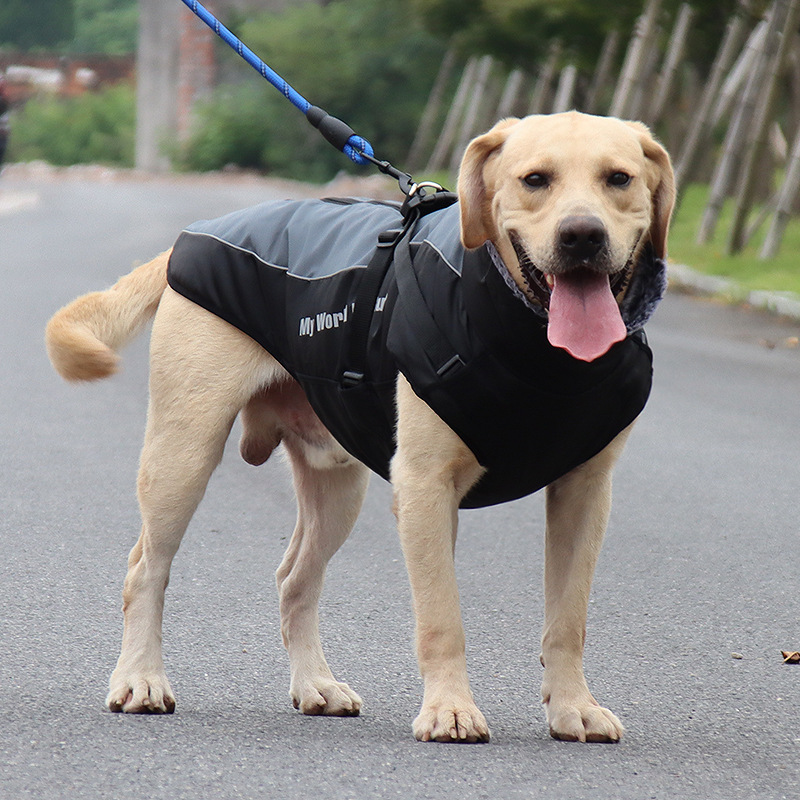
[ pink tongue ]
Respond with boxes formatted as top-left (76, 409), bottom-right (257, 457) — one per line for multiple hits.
top-left (547, 270), bottom-right (626, 362)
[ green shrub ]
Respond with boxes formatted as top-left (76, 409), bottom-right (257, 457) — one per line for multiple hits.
top-left (8, 83), bottom-right (135, 166)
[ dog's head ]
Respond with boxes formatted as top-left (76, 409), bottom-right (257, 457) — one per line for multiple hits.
top-left (457, 111), bottom-right (675, 361)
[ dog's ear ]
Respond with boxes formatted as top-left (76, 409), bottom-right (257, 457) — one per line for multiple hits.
top-left (458, 118), bottom-right (520, 249)
top-left (625, 121), bottom-right (676, 260)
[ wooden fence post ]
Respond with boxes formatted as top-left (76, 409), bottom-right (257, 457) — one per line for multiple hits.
top-left (406, 48), bottom-right (457, 173)
top-left (586, 30), bottom-right (620, 114)
top-left (673, 0), bottom-right (752, 190)
top-left (696, 1), bottom-right (782, 245)
top-left (495, 68), bottom-right (526, 119)
top-left (760, 121), bottom-right (800, 258)
top-left (449, 55), bottom-right (495, 174)
top-left (729, 0), bottom-right (800, 253)
top-left (647, 3), bottom-right (694, 126)
top-left (610, 0), bottom-right (663, 119)
top-left (552, 64), bottom-right (578, 113)
top-left (425, 56), bottom-right (477, 173)
top-left (711, 20), bottom-right (767, 126)
top-left (528, 41), bottom-right (561, 114)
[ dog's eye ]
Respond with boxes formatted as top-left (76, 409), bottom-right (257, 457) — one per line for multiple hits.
top-left (522, 172), bottom-right (550, 189)
top-left (608, 171), bottom-right (632, 187)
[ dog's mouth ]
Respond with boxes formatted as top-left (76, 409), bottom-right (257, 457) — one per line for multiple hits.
top-left (508, 231), bottom-right (634, 362)
top-left (509, 231), bottom-right (632, 311)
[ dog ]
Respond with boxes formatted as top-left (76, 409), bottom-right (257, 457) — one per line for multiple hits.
top-left (46, 111), bottom-right (675, 744)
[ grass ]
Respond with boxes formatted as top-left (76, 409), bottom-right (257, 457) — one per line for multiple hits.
top-left (669, 184), bottom-right (800, 295)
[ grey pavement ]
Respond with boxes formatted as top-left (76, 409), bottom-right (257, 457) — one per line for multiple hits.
top-left (1, 167), bottom-right (799, 799)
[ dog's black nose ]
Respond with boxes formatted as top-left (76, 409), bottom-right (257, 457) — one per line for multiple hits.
top-left (558, 216), bottom-right (607, 261)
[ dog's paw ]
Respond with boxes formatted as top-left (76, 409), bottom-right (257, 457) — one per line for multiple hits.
top-left (290, 677), bottom-right (362, 716)
top-left (545, 695), bottom-right (623, 743)
top-left (106, 670), bottom-right (176, 714)
top-left (413, 701), bottom-right (490, 743)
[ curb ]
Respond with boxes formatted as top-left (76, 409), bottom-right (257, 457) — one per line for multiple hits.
top-left (668, 262), bottom-right (800, 322)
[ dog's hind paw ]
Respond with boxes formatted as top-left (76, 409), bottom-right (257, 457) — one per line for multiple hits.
top-left (290, 677), bottom-right (362, 716)
top-left (545, 696), bottom-right (623, 743)
top-left (413, 701), bottom-right (490, 743)
top-left (106, 670), bottom-right (176, 714)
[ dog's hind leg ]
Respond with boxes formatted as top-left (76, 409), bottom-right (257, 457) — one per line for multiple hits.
top-left (276, 431), bottom-right (370, 716)
top-left (107, 289), bottom-right (280, 713)
top-left (540, 422), bottom-right (634, 743)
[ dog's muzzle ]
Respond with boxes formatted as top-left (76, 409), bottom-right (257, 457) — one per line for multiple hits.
top-left (509, 227), bottom-right (633, 311)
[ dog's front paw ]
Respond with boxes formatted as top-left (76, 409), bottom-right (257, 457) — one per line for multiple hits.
top-left (413, 699), bottom-right (490, 743)
top-left (107, 669), bottom-right (176, 714)
top-left (290, 676), bottom-right (362, 716)
top-left (544, 693), bottom-right (623, 743)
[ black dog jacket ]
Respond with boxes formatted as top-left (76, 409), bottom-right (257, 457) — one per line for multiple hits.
top-left (167, 198), bottom-right (656, 508)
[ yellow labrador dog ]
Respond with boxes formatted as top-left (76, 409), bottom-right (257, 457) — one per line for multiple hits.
top-left (47, 112), bottom-right (674, 744)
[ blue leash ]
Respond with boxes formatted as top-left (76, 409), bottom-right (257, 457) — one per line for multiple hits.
top-left (180, 0), bottom-right (457, 212)
top-left (180, 0), bottom-right (378, 167)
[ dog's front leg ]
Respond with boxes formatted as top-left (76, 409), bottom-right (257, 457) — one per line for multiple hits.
top-left (541, 423), bottom-right (634, 742)
top-left (392, 376), bottom-right (489, 743)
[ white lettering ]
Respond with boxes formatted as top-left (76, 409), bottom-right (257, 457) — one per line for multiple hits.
top-left (299, 317), bottom-right (314, 337)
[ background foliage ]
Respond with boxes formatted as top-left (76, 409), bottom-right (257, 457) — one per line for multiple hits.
top-left (181, 0), bottom-right (444, 179)
top-left (0, 0), bottom-right (762, 180)
top-left (8, 84), bottom-right (135, 166)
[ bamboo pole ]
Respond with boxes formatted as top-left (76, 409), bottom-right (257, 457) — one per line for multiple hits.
top-left (647, 3), bottom-right (694, 126)
top-left (696, 2), bottom-right (782, 245)
top-left (628, 35), bottom-right (663, 121)
top-left (449, 55), bottom-right (494, 174)
top-left (728, 0), bottom-right (799, 254)
top-left (586, 30), bottom-right (620, 114)
top-left (528, 42), bottom-right (560, 114)
top-left (673, 1), bottom-right (752, 190)
top-left (610, 0), bottom-right (663, 119)
top-left (406, 48), bottom-right (458, 172)
top-left (760, 122), bottom-right (800, 258)
top-left (495, 68), bottom-right (525, 119)
top-left (551, 64), bottom-right (577, 113)
top-left (425, 56), bottom-right (477, 173)
top-left (711, 20), bottom-right (767, 126)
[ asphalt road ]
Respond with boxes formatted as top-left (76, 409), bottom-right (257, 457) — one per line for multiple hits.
top-left (2, 166), bottom-right (799, 800)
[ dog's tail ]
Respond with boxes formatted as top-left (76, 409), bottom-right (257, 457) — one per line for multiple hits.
top-left (46, 251), bottom-right (170, 382)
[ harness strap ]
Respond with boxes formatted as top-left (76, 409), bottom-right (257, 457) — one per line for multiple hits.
top-left (340, 191), bottom-right (460, 389)
top-left (340, 220), bottom-right (409, 389)
top-left (392, 229), bottom-right (465, 379)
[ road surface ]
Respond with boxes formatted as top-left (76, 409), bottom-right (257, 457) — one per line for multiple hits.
top-left (2, 166), bottom-right (799, 799)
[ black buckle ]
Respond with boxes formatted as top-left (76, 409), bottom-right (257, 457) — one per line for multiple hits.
top-left (341, 370), bottom-right (365, 388)
top-left (400, 182), bottom-right (458, 221)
